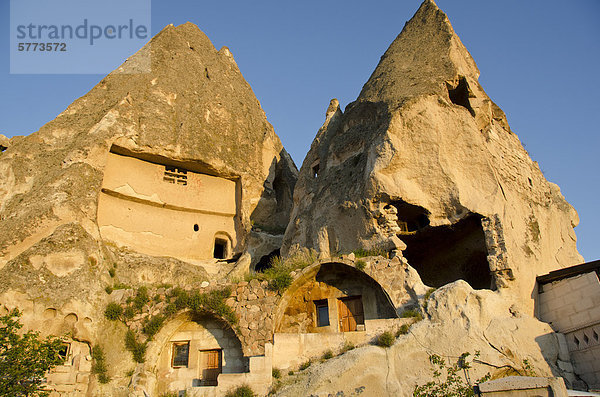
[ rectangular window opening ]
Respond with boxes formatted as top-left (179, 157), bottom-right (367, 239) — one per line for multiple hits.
top-left (314, 299), bottom-right (329, 327)
top-left (163, 165), bottom-right (188, 186)
top-left (214, 238), bottom-right (227, 259)
top-left (172, 341), bottom-right (190, 368)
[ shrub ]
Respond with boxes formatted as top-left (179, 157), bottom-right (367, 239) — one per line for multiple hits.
top-left (108, 268), bottom-right (116, 277)
top-left (123, 306), bottom-right (135, 319)
top-left (105, 286), bottom-right (113, 294)
top-left (0, 310), bottom-right (65, 396)
top-left (288, 370), bottom-right (294, 376)
top-left (133, 286), bottom-right (149, 310)
top-left (413, 352), bottom-right (490, 397)
top-left (92, 345), bottom-right (109, 384)
top-left (268, 272), bottom-right (293, 292)
top-left (423, 288), bottom-right (436, 310)
top-left (322, 349), bottom-right (334, 360)
top-left (164, 303), bottom-right (177, 316)
top-left (376, 331), bottom-right (395, 348)
top-left (353, 247), bottom-right (387, 258)
top-left (341, 341), bottom-right (355, 353)
top-left (401, 309), bottom-right (423, 321)
top-left (396, 323), bottom-right (410, 337)
top-left (142, 315), bottom-right (165, 338)
top-left (225, 384), bottom-right (255, 397)
top-left (125, 329), bottom-right (146, 363)
top-left (299, 360), bottom-right (311, 370)
top-left (272, 367), bottom-right (281, 379)
top-left (104, 302), bottom-right (123, 320)
top-left (355, 260), bottom-right (366, 271)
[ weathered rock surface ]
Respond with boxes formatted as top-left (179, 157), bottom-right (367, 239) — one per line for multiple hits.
top-left (0, 22), bottom-right (296, 332)
top-left (274, 281), bottom-right (575, 396)
top-left (282, 0), bottom-right (582, 308)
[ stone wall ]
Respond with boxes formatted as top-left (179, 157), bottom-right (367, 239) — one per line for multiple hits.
top-left (538, 271), bottom-right (600, 389)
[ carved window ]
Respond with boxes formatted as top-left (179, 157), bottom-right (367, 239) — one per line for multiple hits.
top-left (172, 341), bottom-right (190, 368)
top-left (314, 299), bottom-right (329, 327)
top-left (58, 342), bottom-right (71, 365)
top-left (163, 165), bottom-right (188, 186)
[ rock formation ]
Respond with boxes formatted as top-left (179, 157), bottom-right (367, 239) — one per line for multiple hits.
top-left (0, 21), bottom-right (296, 394)
top-left (0, 0), bottom-right (589, 396)
top-left (282, 0), bottom-right (582, 309)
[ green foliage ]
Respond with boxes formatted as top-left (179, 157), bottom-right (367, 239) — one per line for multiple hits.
top-left (123, 306), bottom-right (135, 319)
top-left (272, 367), bottom-right (281, 379)
top-left (124, 330), bottom-right (146, 363)
top-left (0, 310), bottom-right (65, 396)
top-left (287, 370), bottom-right (294, 376)
top-left (105, 286), bottom-right (113, 294)
top-left (164, 303), bottom-right (177, 316)
top-left (108, 268), bottom-right (116, 278)
top-left (92, 345), bottom-right (110, 384)
top-left (133, 286), bottom-right (149, 310)
top-left (299, 360), bottom-right (312, 370)
top-left (423, 288), bottom-right (436, 310)
top-left (322, 349), bottom-right (334, 360)
top-left (376, 331), bottom-right (395, 348)
top-left (153, 294), bottom-right (163, 303)
top-left (142, 315), bottom-right (165, 338)
top-left (112, 283), bottom-right (130, 290)
top-left (401, 309), bottom-right (423, 321)
top-left (225, 384), bottom-right (255, 397)
top-left (104, 302), bottom-right (123, 321)
top-left (353, 247), bottom-right (387, 258)
top-left (396, 324), bottom-right (410, 337)
top-left (341, 341), bottom-right (355, 353)
top-left (355, 260), bottom-right (366, 271)
top-left (159, 392), bottom-right (179, 397)
top-left (520, 359), bottom-right (537, 376)
top-left (413, 352), bottom-right (490, 397)
top-left (125, 368), bottom-right (135, 377)
top-left (171, 287), bottom-right (189, 309)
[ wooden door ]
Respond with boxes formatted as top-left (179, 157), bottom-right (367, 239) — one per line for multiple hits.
top-left (338, 296), bottom-right (364, 332)
top-left (199, 349), bottom-right (222, 386)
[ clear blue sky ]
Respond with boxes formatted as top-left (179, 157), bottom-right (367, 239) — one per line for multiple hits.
top-left (1, 0), bottom-right (598, 262)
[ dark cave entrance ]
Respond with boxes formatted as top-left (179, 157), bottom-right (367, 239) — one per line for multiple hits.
top-left (254, 249), bottom-right (280, 272)
top-left (447, 77), bottom-right (475, 116)
top-left (401, 213), bottom-right (494, 290)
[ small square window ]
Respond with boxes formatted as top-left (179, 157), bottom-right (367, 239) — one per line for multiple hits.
top-left (314, 299), bottom-right (329, 327)
top-left (172, 341), bottom-right (190, 368)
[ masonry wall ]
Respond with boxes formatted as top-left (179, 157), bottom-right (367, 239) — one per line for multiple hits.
top-left (538, 271), bottom-right (600, 390)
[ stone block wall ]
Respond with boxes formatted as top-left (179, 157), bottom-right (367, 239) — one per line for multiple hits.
top-left (538, 271), bottom-right (600, 390)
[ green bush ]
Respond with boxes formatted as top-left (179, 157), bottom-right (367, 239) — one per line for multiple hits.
top-left (355, 260), bottom-right (366, 271)
top-left (224, 384), bottom-right (255, 397)
top-left (299, 360), bottom-right (311, 370)
top-left (105, 286), bottom-right (113, 294)
top-left (322, 349), bottom-right (334, 360)
top-left (133, 286), bottom-right (149, 310)
top-left (353, 247), bottom-right (387, 258)
top-left (423, 288), bottom-right (436, 310)
top-left (401, 309), bottom-right (423, 321)
top-left (272, 367), bottom-right (281, 379)
top-left (341, 341), bottom-right (355, 353)
top-left (164, 303), bottom-right (177, 316)
top-left (108, 268), bottom-right (116, 277)
top-left (142, 315), bottom-right (165, 338)
top-left (376, 331), bottom-right (395, 348)
top-left (396, 323), bottom-right (410, 337)
top-left (0, 310), bottom-right (65, 396)
top-left (123, 306), bottom-right (135, 319)
top-left (125, 329), bottom-right (146, 363)
top-left (104, 302), bottom-right (123, 320)
top-left (413, 352), bottom-right (490, 397)
top-left (92, 345), bottom-right (110, 384)
top-left (288, 370), bottom-right (294, 376)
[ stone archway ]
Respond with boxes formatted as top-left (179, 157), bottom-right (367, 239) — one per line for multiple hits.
top-left (274, 260), bottom-right (398, 333)
top-left (144, 310), bottom-right (248, 396)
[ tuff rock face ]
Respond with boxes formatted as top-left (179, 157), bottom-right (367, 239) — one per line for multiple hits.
top-left (282, 0), bottom-right (582, 308)
top-left (0, 22), bottom-right (296, 331)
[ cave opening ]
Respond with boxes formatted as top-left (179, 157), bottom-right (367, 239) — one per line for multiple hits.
top-left (386, 200), bottom-right (430, 234)
top-left (447, 77), bottom-right (475, 116)
top-left (401, 213), bottom-right (494, 290)
top-left (255, 249), bottom-right (280, 272)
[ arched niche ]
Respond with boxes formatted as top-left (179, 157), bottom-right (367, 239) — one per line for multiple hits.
top-left (274, 261), bottom-right (397, 334)
top-left (148, 311), bottom-right (249, 395)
